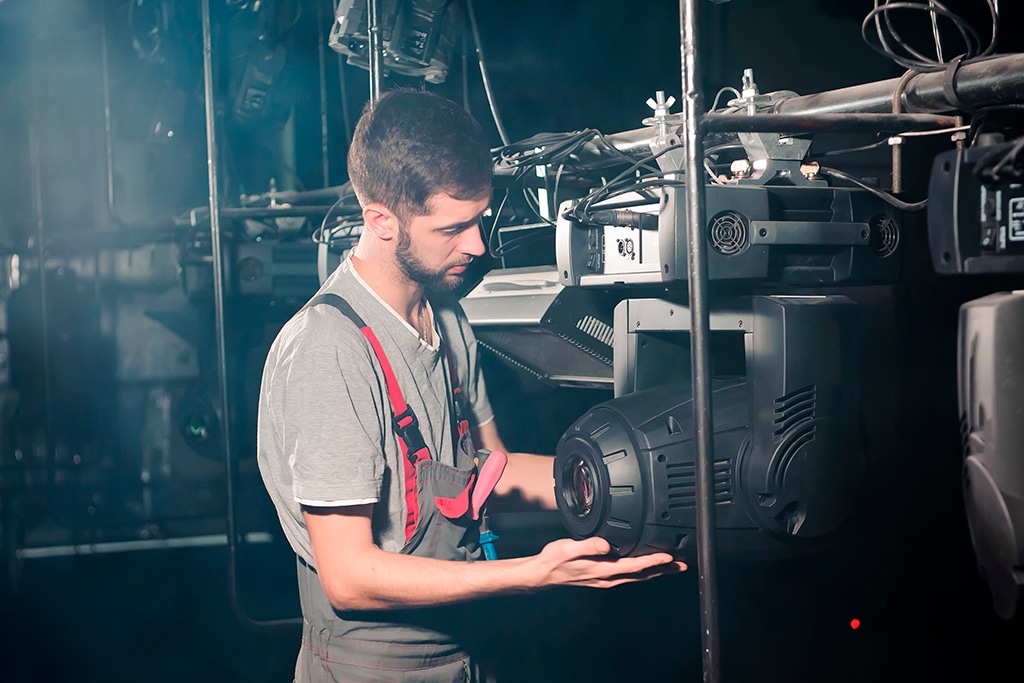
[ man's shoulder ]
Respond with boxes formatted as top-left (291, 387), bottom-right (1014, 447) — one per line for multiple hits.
top-left (269, 280), bottom-right (373, 364)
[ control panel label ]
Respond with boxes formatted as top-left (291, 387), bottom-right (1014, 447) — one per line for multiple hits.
top-left (1010, 196), bottom-right (1024, 242)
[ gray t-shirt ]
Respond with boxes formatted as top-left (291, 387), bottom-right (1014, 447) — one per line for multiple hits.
top-left (257, 257), bottom-right (494, 565)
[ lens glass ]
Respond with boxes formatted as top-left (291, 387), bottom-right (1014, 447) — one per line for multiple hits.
top-left (567, 457), bottom-right (595, 518)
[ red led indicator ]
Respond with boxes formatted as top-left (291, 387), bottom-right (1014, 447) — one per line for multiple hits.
top-left (849, 618), bottom-right (861, 630)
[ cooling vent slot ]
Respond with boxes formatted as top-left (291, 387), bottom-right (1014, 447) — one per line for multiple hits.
top-left (869, 214), bottom-right (900, 257)
top-left (708, 211), bottom-right (749, 256)
top-left (771, 385), bottom-right (817, 487)
top-left (959, 410), bottom-right (972, 456)
top-left (665, 459), bottom-right (734, 509)
top-left (773, 385), bottom-right (816, 436)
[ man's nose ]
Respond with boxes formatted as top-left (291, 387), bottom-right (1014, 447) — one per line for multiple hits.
top-left (460, 224), bottom-right (487, 257)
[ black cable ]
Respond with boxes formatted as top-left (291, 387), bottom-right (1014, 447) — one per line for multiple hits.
top-left (974, 135), bottom-right (1024, 184)
top-left (312, 191), bottom-right (362, 246)
top-left (490, 223), bottom-right (555, 258)
top-left (466, 0), bottom-right (510, 145)
top-left (485, 190), bottom-right (513, 257)
top-left (968, 104), bottom-right (1024, 145)
top-left (882, 2), bottom-right (976, 68)
top-left (496, 130), bottom-right (600, 170)
top-left (704, 142), bottom-right (745, 158)
top-left (862, 0), bottom-right (998, 73)
top-left (590, 129), bottom-right (662, 172)
top-left (568, 143), bottom-right (687, 222)
top-left (817, 165), bottom-right (928, 210)
top-left (812, 138), bottom-right (892, 159)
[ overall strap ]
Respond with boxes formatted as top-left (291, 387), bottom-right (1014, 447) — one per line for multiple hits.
top-left (442, 343), bottom-right (471, 443)
top-left (307, 292), bottom-right (430, 542)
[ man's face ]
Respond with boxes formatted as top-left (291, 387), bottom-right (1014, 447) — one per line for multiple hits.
top-left (394, 192), bottom-right (490, 292)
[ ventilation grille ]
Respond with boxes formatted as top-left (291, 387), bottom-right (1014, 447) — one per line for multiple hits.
top-left (576, 315), bottom-right (614, 348)
top-left (773, 385), bottom-right (816, 436)
top-left (771, 385), bottom-right (817, 487)
top-left (869, 214), bottom-right (900, 257)
top-left (665, 459), bottom-right (734, 509)
top-left (708, 211), bottom-right (749, 256)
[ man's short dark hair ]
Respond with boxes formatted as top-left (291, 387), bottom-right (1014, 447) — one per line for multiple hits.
top-left (347, 89), bottom-right (493, 222)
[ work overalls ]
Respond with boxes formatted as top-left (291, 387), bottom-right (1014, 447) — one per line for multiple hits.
top-left (294, 293), bottom-right (489, 683)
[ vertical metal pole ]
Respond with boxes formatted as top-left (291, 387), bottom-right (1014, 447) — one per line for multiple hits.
top-left (200, 0), bottom-right (240, 617)
top-left (367, 0), bottom-right (383, 106)
top-left (317, 0), bottom-right (331, 187)
top-left (27, 7), bottom-right (55, 498)
top-left (101, 0), bottom-right (116, 218)
top-left (200, 0), bottom-right (300, 631)
top-left (679, 1), bottom-right (721, 681)
top-left (461, 23), bottom-right (470, 111)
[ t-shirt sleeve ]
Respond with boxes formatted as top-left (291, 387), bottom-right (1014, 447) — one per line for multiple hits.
top-left (271, 314), bottom-right (389, 507)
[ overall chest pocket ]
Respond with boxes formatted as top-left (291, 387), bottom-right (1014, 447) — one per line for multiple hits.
top-left (402, 459), bottom-right (481, 560)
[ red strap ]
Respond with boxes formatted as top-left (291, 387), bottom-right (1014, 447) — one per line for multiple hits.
top-left (358, 326), bottom-right (427, 541)
top-left (442, 343), bottom-right (471, 442)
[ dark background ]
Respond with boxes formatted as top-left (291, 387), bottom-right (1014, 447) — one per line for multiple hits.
top-left (2, 0), bottom-right (1024, 681)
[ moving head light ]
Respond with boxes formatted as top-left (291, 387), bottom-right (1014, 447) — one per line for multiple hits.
top-left (959, 291), bottom-right (1024, 619)
top-left (329, 0), bottom-right (460, 84)
top-left (554, 295), bottom-right (865, 560)
top-left (928, 134), bottom-right (1024, 275)
top-left (557, 185), bottom-right (902, 289)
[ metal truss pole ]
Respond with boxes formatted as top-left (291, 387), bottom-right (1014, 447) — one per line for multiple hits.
top-left (679, 1), bottom-right (721, 681)
top-left (367, 0), bottom-right (383, 106)
top-left (200, 0), bottom-right (300, 630)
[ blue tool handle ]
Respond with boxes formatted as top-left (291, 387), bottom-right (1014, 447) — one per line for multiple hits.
top-left (480, 530), bottom-right (499, 560)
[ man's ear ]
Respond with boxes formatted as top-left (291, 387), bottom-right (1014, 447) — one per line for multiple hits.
top-left (362, 202), bottom-right (399, 240)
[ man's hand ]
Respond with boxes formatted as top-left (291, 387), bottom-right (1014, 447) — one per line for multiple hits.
top-left (532, 536), bottom-right (687, 589)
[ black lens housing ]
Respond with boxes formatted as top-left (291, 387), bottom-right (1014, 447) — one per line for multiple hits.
top-left (555, 379), bottom-right (750, 558)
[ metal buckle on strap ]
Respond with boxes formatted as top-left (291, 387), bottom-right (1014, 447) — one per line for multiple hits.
top-left (393, 408), bottom-right (428, 463)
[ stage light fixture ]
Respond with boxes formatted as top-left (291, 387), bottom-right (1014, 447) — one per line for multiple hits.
top-left (554, 295), bottom-right (866, 561)
top-left (329, 0), bottom-right (460, 84)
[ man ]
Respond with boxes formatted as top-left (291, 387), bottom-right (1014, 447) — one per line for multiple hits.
top-left (257, 89), bottom-right (686, 682)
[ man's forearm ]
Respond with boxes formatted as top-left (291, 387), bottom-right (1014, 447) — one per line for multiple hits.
top-left (316, 541), bottom-right (540, 611)
top-left (307, 513), bottom-right (683, 613)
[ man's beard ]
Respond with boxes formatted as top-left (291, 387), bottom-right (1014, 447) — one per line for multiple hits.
top-left (395, 225), bottom-right (471, 293)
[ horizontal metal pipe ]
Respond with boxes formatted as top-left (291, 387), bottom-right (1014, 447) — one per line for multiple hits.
top-left (773, 53), bottom-right (1024, 116)
top-left (186, 205), bottom-right (344, 223)
top-left (239, 185), bottom-right (353, 206)
top-left (569, 53), bottom-right (1024, 168)
top-left (703, 112), bottom-right (960, 133)
top-left (573, 127), bottom-right (666, 168)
